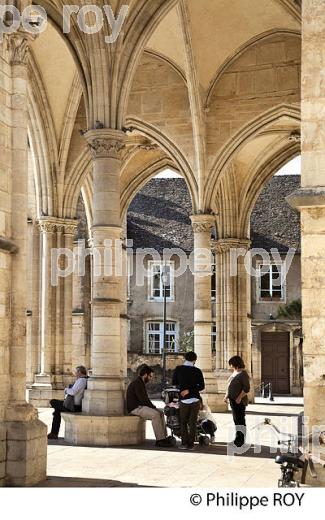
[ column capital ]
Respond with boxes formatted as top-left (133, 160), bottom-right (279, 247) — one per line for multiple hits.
top-left (212, 237), bottom-right (251, 253)
top-left (37, 217), bottom-right (78, 235)
top-left (190, 214), bottom-right (215, 233)
top-left (84, 128), bottom-right (126, 160)
top-left (5, 29), bottom-right (36, 66)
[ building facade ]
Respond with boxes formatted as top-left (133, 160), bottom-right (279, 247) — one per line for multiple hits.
top-left (124, 175), bottom-right (302, 395)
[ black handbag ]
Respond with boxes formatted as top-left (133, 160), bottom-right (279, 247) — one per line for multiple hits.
top-left (63, 394), bottom-right (75, 412)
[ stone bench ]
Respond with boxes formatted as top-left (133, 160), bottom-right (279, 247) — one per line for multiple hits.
top-left (62, 413), bottom-right (146, 446)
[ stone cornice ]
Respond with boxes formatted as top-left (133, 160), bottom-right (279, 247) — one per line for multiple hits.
top-left (0, 236), bottom-right (19, 254)
top-left (212, 238), bottom-right (251, 253)
top-left (84, 129), bottom-right (126, 160)
top-left (190, 214), bottom-right (215, 233)
top-left (37, 217), bottom-right (78, 235)
top-left (286, 188), bottom-right (325, 210)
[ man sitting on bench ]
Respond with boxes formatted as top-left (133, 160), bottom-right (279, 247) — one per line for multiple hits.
top-left (126, 365), bottom-right (172, 448)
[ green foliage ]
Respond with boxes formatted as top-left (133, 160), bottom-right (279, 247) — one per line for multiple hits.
top-left (276, 299), bottom-right (302, 319)
top-left (177, 330), bottom-right (194, 352)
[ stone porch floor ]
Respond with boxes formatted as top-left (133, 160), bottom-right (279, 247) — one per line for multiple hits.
top-left (36, 397), bottom-right (304, 488)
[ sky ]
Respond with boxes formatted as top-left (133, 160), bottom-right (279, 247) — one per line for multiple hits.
top-left (155, 156), bottom-right (301, 179)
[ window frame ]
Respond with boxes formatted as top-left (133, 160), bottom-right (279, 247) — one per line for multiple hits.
top-left (145, 320), bottom-right (178, 354)
top-left (257, 262), bottom-right (286, 303)
top-left (148, 260), bottom-right (175, 302)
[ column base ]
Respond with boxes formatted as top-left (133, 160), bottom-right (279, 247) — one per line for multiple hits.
top-left (205, 393), bottom-right (229, 413)
top-left (28, 373), bottom-right (53, 407)
top-left (202, 369), bottom-right (232, 412)
top-left (4, 404), bottom-right (47, 486)
top-left (62, 414), bottom-right (146, 446)
top-left (82, 380), bottom-right (125, 416)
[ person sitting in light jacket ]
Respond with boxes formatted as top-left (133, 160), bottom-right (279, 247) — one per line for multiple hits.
top-left (47, 365), bottom-right (88, 440)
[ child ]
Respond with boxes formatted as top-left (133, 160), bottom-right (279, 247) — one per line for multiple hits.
top-left (198, 398), bottom-right (217, 443)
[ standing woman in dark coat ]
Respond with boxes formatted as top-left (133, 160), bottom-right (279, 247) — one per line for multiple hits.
top-left (224, 356), bottom-right (250, 447)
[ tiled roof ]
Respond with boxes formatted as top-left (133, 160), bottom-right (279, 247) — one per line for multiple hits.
top-left (77, 175), bottom-right (301, 253)
top-left (127, 178), bottom-right (194, 253)
top-left (250, 175), bottom-right (301, 252)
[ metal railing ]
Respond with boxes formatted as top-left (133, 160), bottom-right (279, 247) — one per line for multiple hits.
top-left (255, 381), bottom-right (274, 401)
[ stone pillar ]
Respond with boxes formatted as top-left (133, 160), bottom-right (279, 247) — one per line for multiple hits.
top-left (3, 30), bottom-right (46, 486)
top-left (62, 222), bottom-right (78, 385)
top-left (81, 129), bottom-right (126, 416)
top-left (190, 215), bottom-right (220, 410)
top-left (287, 0), bottom-right (325, 435)
top-left (120, 229), bottom-right (129, 383)
top-left (62, 129), bottom-right (145, 446)
top-left (29, 218), bottom-right (77, 406)
top-left (212, 238), bottom-right (251, 407)
top-left (72, 240), bottom-right (88, 368)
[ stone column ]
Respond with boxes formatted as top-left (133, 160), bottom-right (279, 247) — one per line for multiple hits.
top-left (286, 2), bottom-right (325, 469)
top-left (72, 240), bottom-right (88, 368)
top-left (4, 30), bottom-right (46, 486)
top-left (212, 238), bottom-right (251, 406)
top-left (62, 222), bottom-right (78, 386)
top-left (81, 129), bottom-right (126, 416)
top-left (29, 218), bottom-right (77, 406)
top-left (190, 215), bottom-right (220, 410)
top-left (62, 129), bottom-right (145, 445)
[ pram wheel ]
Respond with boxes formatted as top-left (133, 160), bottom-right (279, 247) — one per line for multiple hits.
top-left (168, 436), bottom-right (177, 447)
top-left (199, 435), bottom-right (210, 446)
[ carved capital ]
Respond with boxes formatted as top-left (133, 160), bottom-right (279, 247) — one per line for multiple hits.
top-left (38, 219), bottom-right (57, 234)
top-left (190, 214), bottom-right (215, 233)
top-left (212, 238), bottom-right (251, 254)
top-left (5, 30), bottom-right (35, 66)
top-left (84, 129), bottom-right (126, 159)
top-left (37, 218), bottom-right (78, 235)
top-left (138, 142), bottom-right (159, 152)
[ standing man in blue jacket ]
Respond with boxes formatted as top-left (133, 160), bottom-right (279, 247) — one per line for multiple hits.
top-left (172, 351), bottom-right (205, 450)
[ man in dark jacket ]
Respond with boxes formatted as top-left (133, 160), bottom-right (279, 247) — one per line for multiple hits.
top-left (126, 364), bottom-right (171, 447)
top-left (172, 351), bottom-right (205, 450)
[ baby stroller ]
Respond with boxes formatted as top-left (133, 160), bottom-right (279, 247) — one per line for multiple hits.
top-left (162, 387), bottom-right (212, 447)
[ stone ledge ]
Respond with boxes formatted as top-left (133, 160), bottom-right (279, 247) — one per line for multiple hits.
top-left (286, 188), bottom-right (325, 209)
top-left (0, 236), bottom-right (18, 254)
top-left (62, 413), bottom-right (146, 446)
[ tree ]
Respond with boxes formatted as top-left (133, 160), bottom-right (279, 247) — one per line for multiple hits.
top-left (177, 330), bottom-right (194, 352)
top-left (276, 299), bottom-right (302, 320)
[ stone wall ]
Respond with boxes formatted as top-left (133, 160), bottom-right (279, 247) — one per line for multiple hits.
top-left (128, 254), bottom-right (195, 354)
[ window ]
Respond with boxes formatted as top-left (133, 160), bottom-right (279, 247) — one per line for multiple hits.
top-left (148, 261), bottom-right (174, 301)
top-left (212, 324), bottom-right (217, 352)
top-left (146, 321), bottom-right (178, 354)
top-left (258, 264), bottom-right (284, 301)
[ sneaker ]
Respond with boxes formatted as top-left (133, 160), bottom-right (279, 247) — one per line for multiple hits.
top-left (178, 444), bottom-right (188, 450)
top-left (47, 433), bottom-right (58, 440)
top-left (211, 435), bottom-right (215, 443)
top-left (187, 445), bottom-right (196, 451)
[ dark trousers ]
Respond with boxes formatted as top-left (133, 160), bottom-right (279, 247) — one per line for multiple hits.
top-left (200, 419), bottom-right (217, 437)
top-left (179, 401), bottom-right (200, 447)
top-left (229, 399), bottom-right (246, 445)
top-left (50, 399), bottom-right (81, 436)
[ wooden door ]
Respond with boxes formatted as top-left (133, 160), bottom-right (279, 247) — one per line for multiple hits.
top-left (261, 332), bottom-right (290, 394)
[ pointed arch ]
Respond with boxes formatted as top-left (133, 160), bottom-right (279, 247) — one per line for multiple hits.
top-left (205, 103), bottom-right (301, 210)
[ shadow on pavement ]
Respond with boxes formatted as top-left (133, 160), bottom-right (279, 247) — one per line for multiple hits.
top-left (35, 476), bottom-right (156, 488)
top-left (47, 438), bottom-right (281, 460)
